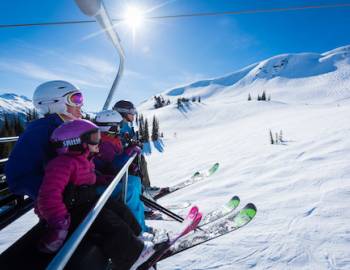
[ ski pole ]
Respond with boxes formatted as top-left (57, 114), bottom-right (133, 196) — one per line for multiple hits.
top-left (141, 195), bottom-right (184, 223)
top-left (141, 195), bottom-right (183, 222)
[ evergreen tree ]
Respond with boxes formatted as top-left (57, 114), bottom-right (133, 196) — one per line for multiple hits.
top-left (269, 130), bottom-right (274, 144)
top-left (138, 121), bottom-right (144, 141)
top-left (26, 109), bottom-right (39, 122)
top-left (4, 114), bottom-right (10, 131)
top-left (0, 128), bottom-right (11, 158)
top-left (151, 115), bottom-right (159, 141)
top-left (192, 96), bottom-right (196, 102)
top-left (143, 119), bottom-right (150, 142)
top-left (138, 114), bottom-right (144, 140)
top-left (268, 95), bottom-right (271, 101)
top-left (177, 98), bottom-right (182, 108)
top-left (198, 96), bottom-right (201, 103)
top-left (248, 93), bottom-right (252, 101)
top-left (257, 95), bottom-right (261, 101)
top-left (279, 130), bottom-right (283, 143)
top-left (0, 114), bottom-right (18, 158)
top-left (261, 91), bottom-right (266, 101)
top-left (275, 133), bottom-right (279, 144)
top-left (14, 115), bottom-right (24, 134)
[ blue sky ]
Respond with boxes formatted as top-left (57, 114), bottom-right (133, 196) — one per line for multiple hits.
top-left (0, 0), bottom-right (350, 112)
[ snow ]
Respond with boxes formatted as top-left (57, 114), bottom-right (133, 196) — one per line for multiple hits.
top-left (143, 101), bottom-right (350, 269)
top-left (0, 93), bottom-right (34, 121)
top-left (139, 45), bottom-right (350, 269)
top-left (1, 45), bottom-right (350, 269)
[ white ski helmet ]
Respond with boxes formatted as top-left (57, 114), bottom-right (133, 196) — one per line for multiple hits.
top-left (33, 80), bottom-right (83, 117)
top-left (95, 110), bottom-right (123, 133)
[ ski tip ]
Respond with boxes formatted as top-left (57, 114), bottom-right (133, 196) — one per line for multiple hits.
top-left (246, 203), bottom-right (257, 211)
top-left (195, 212), bottom-right (203, 224)
top-left (231, 195), bottom-right (240, 202)
top-left (188, 206), bottom-right (199, 219)
top-left (242, 203), bottom-right (257, 218)
top-left (227, 195), bottom-right (240, 208)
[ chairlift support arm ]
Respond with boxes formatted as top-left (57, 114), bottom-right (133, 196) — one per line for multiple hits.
top-left (75, 0), bottom-right (125, 110)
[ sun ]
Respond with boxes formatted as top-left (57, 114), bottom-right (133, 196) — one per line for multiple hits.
top-left (124, 5), bottom-right (144, 32)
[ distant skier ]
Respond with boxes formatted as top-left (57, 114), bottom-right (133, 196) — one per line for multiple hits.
top-left (36, 119), bottom-right (157, 269)
top-left (5, 80), bottom-right (84, 200)
top-left (113, 100), bottom-right (152, 188)
top-left (94, 110), bottom-right (150, 233)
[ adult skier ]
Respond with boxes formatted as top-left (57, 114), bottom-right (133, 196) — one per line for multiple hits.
top-left (113, 100), bottom-right (151, 188)
top-left (5, 80), bottom-right (83, 200)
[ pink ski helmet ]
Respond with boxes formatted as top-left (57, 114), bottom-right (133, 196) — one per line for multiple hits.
top-left (51, 119), bottom-right (100, 154)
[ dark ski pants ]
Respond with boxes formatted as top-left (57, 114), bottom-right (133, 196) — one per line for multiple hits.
top-left (139, 155), bottom-right (151, 188)
top-left (70, 197), bottom-right (144, 270)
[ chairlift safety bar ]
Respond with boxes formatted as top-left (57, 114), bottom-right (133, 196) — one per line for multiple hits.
top-left (47, 153), bottom-right (136, 270)
top-left (0, 137), bottom-right (19, 143)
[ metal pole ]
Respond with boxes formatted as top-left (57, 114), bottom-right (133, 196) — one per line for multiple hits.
top-left (75, 0), bottom-right (125, 110)
top-left (47, 154), bottom-right (136, 270)
top-left (121, 169), bottom-right (128, 204)
top-left (0, 136), bottom-right (18, 143)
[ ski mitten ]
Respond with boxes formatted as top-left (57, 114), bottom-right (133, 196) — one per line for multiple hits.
top-left (125, 145), bottom-right (142, 157)
top-left (38, 215), bottom-right (70, 253)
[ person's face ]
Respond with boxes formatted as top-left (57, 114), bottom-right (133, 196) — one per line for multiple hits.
top-left (125, 113), bottom-right (135, 122)
top-left (66, 105), bottom-right (83, 119)
top-left (88, 144), bottom-right (99, 153)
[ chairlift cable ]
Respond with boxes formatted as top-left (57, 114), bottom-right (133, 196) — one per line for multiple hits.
top-left (0, 2), bottom-right (350, 29)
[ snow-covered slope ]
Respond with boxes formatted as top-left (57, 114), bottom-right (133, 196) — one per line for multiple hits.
top-left (142, 100), bottom-right (350, 270)
top-left (140, 45), bottom-right (350, 110)
top-left (138, 45), bottom-right (350, 269)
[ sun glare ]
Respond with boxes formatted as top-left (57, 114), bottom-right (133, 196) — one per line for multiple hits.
top-left (124, 6), bottom-right (144, 31)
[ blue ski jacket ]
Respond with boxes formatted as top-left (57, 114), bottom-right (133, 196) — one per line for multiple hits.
top-left (119, 121), bottom-right (136, 145)
top-left (5, 113), bottom-right (64, 200)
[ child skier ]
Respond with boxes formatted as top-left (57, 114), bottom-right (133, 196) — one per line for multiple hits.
top-left (36, 119), bottom-right (156, 270)
top-left (94, 110), bottom-right (149, 233)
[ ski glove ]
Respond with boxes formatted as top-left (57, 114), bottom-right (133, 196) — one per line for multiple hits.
top-left (38, 215), bottom-right (70, 254)
top-left (125, 145), bottom-right (142, 157)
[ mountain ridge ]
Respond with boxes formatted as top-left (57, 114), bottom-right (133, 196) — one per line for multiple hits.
top-left (139, 45), bottom-right (350, 110)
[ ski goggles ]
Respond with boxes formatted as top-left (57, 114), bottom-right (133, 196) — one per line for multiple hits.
top-left (97, 122), bottom-right (121, 134)
top-left (64, 91), bottom-right (84, 107)
top-left (116, 107), bottom-right (137, 115)
top-left (81, 129), bottom-right (101, 145)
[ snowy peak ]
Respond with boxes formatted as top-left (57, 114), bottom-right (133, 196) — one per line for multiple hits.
top-left (0, 93), bottom-right (34, 116)
top-left (165, 64), bottom-right (257, 98)
top-left (322, 44), bottom-right (350, 57)
top-left (247, 47), bottom-right (350, 82)
top-left (167, 64), bottom-right (256, 94)
top-left (140, 45), bottom-right (350, 110)
top-left (0, 93), bottom-right (31, 102)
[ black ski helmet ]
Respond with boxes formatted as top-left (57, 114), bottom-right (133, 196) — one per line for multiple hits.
top-left (113, 100), bottom-right (137, 117)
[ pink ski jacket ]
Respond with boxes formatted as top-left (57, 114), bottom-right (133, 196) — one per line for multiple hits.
top-left (37, 151), bottom-right (97, 224)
